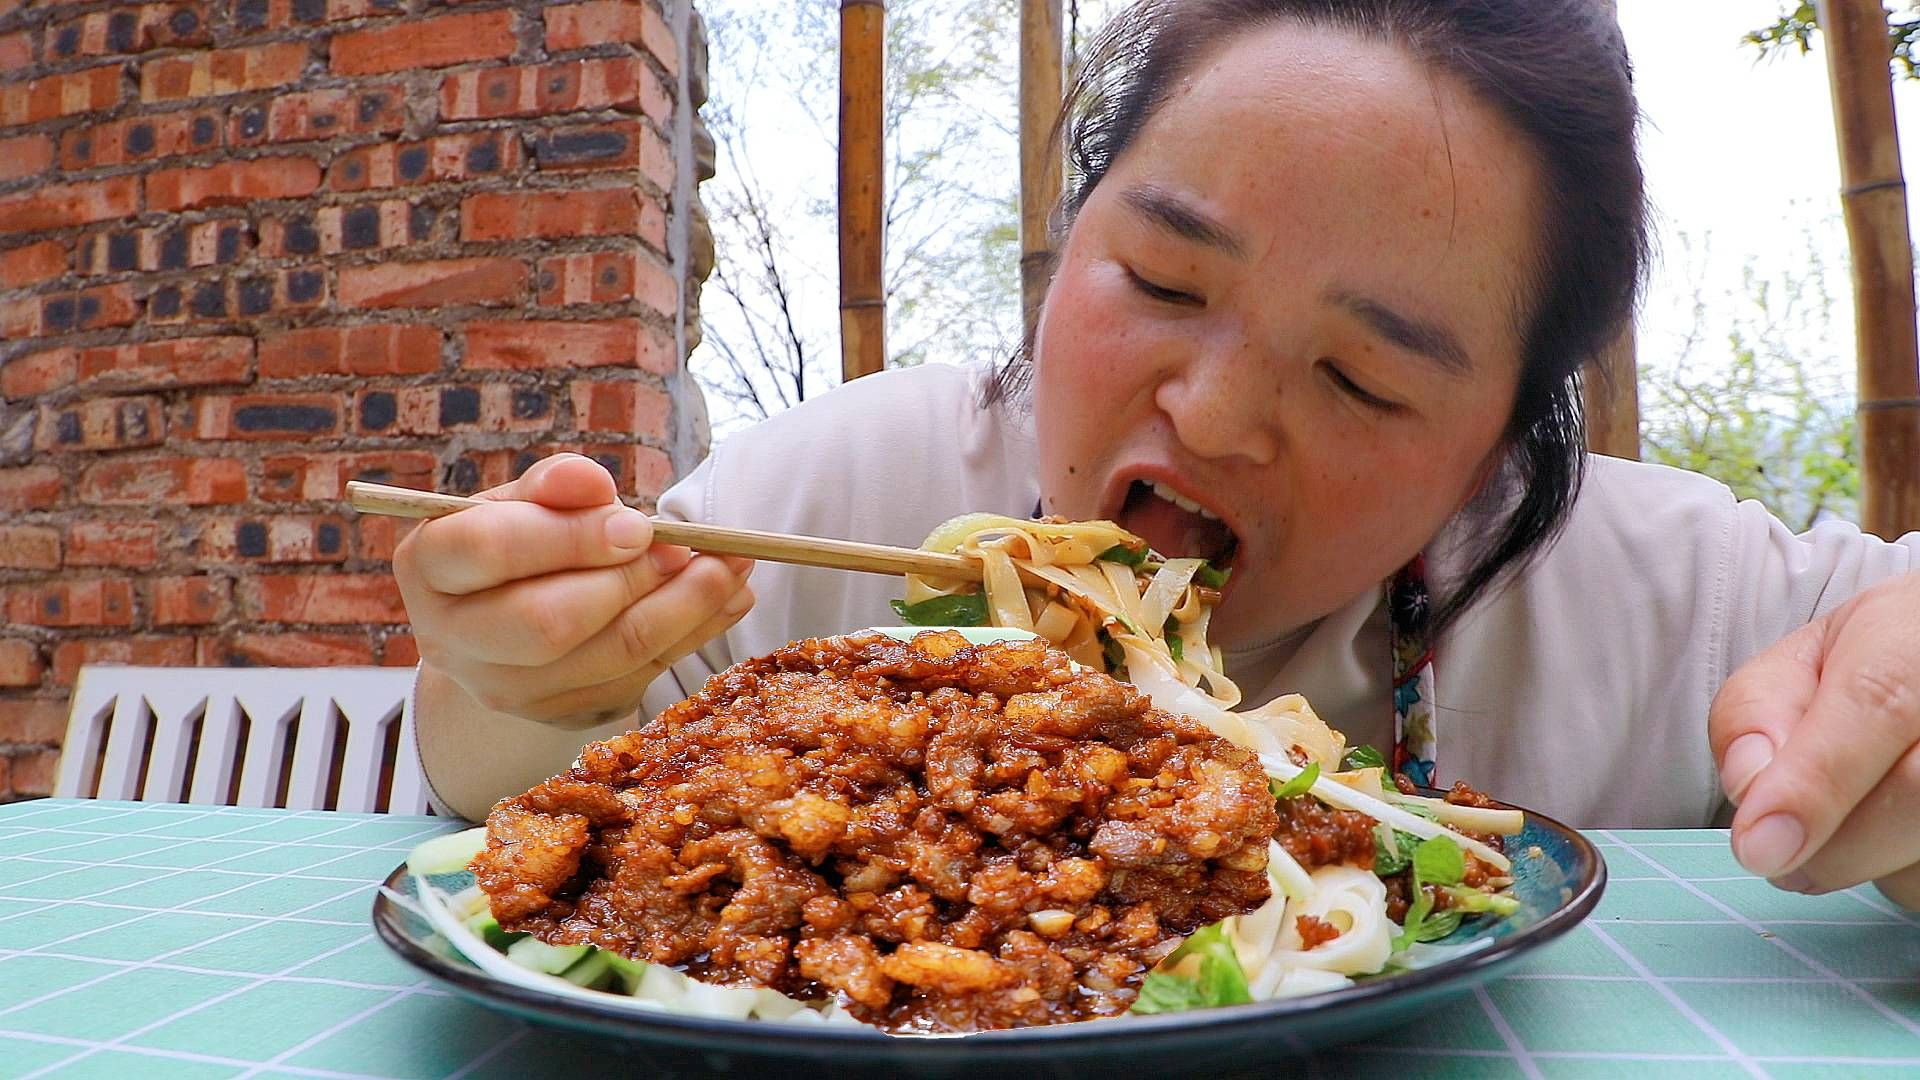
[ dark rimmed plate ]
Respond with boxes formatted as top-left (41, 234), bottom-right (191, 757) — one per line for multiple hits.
top-left (371, 802), bottom-right (1604, 1078)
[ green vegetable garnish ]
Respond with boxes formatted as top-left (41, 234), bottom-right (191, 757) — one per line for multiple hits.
top-left (1414, 910), bottom-right (1464, 942)
top-left (1268, 762), bottom-right (1320, 801)
top-left (559, 949), bottom-right (615, 989)
top-left (1096, 543), bottom-right (1148, 567)
top-left (1129, 921), bottom-right (1252, 1014)
top-left (602, 952), bottom-right (650, 994)
top-left (406, 826), bottom-right (488, 876)
top-left (1100, 630), bottom-right (1126, 672)
top-left (1162, 614), bottom-right (1185, 661)
top-left (889, 593), bottom-right (989, 626)
top-left (1440, 887), bottom-right (1521, 917)
top-left (1392, 835), bottom-right (1468, 950)
top-left (1193, 562), bottom-right (1231, 589)
top-left (1131, 971), bottom-right (1213, 1013)
top-left (464, 912), bottom-right (527, 951)
top-left (1371, 822), bottom-right (1423, 878)
top-left (1342, 745), bottom-right (1387, 772)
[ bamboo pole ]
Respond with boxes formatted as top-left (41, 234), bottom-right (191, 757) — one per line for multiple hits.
top-left (1019, 0), bottom-right (1065, 333)
top-left (1583, 0), bottom-right (1640, 461)
top-left (1583, 331), bottom-right (1641, 460)
top-left (839, 0), bottom-right (887, 382)
top-left (1819, 0), bottom-right (1920, 537)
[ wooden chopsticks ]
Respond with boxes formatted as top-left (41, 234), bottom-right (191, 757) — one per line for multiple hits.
top-left (346, 480), bottom-right (993, 583)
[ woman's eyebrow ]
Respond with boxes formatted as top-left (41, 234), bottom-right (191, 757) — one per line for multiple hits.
top-left (1121, 185), bottom-right (1247, 257)
top-left (1326, 288), bottom-right (1473, 376)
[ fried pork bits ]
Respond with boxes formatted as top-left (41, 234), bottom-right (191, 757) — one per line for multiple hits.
top-left (470, 630), bottom-right (1279, 1032)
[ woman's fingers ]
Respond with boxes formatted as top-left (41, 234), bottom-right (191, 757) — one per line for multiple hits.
top-left (514, 582), bottom-right (757, 730)
top-left (1708, 616), bottom-right (1823, 807)
top-left (1787, 738), bottom-right (1920, 893)
top-left (1872, 859), bottom-right (1920, 911)
top-left (1723, 583), bottom-right (1920, 887)
top-left (511, 556), bottom-right (753, 689)
top-left (435, 546), bottom-right (704, 666)
top-left (474, 452), bottom-right (620, 509)
top-left (393, 453), bottom-right (687, 598)
top-left (402, 500), bottom-right (680, 598)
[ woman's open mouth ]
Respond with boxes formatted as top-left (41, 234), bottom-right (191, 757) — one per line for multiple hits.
top-left (1116, 479), bottom-right (1240, 569)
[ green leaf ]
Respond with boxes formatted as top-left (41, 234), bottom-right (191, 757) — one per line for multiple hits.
top-left (1415, 909), bottom-right (1464, 943)
top-left (1393, 889), bottom-right (1435, 953)
top-left (1096, 543), bottom-right (1147, 567)
top-left (1393, 835), bottom-right (1469, 950)
top-left (889, 593), bottom-right (988, 627)
top-left (1341, 745), bottom-right (1387, 772)
top-left (1101, 631), bottom-right (1126, 672)
top-left (1130, 972), bottom-right (1211, 1014)
top-left (1267, 762), bottom-right (1319, 801)
top-left (1411, 835), bottom-right (1466, 888)
top-left (1131, 921), bottom-right (1253, 1014)
top-left (1194, 562), bottom-right (1231, 589)
top-left (1372, 824), bottom-right (1415, 878)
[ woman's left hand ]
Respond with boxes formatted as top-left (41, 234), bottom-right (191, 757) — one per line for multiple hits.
top-left (1709, 571), bottom-right (1920, 909)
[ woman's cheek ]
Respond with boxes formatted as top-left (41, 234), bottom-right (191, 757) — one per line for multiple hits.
top-left (1047, 269), bottom-right (1142, 374)
top-left (1036, 270), bottom-right (1155, 443)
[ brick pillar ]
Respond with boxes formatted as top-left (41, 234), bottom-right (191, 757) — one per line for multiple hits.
top-left (0, 0), bottom-right (701, 800)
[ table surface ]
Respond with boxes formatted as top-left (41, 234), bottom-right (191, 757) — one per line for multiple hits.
top-left (1, 799), bottom-right (1917, 1080)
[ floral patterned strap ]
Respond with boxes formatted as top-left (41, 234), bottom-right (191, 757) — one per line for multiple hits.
top-left (1388, 555), bottom-right (1437, 789)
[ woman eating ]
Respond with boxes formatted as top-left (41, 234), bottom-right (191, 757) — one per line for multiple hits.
top-left (391, 0), bottom-right (1920, 909)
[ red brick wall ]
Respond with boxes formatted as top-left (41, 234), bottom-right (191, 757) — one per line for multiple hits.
top-left (0, 0), bottom-right (697, 799)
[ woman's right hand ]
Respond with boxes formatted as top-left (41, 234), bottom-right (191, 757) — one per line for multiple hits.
top-left (393, 453), bottom-right (754, 730)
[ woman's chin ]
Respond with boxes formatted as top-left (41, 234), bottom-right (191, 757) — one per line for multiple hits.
top-left (1209, 602), bottom-right (1306, 655)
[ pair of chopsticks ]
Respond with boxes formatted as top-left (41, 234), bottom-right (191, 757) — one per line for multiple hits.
top-left (346, 480), bottom-right (996, 583)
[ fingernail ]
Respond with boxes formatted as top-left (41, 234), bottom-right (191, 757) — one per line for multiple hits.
top-left (650, 544), bottom-right (692, 575)
top-left (724, 589), bottom-right (754, 616)
top-left (605, 508), bottom-right (653, 550)
top-left (1721, 732), bottom-right (1775, 804)
top-left (1769, 870), bottom-right (1819, 895)
top-left (721, 555), bottom-right (755, 577)
top-left (1736, 813), bottom-right (1805, 878)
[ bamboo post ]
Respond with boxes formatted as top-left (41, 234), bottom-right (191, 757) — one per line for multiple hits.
top-left (839, 0), bottom-right (887, 382)
top-left (1583, 331), bottom-right (1642, 460)
top-left (1583, 0), bottom-right (1640, 461)
top-left (1819, 0), bottom-right (1920, 537)
top-left (1019, 0), bottom-right (1065, 333)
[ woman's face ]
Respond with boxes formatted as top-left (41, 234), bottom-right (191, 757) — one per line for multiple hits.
top-left (1033, 22), bottom-right (1544, 649)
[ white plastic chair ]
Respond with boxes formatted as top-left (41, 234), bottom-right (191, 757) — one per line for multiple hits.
top-left (55, 666), bottom-right (432, 814)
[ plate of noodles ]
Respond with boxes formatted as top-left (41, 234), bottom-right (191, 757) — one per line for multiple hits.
top-left (372, 515), bottom-right (1605, 1075)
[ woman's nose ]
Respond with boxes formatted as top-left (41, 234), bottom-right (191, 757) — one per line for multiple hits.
top-left (1152, 334), bottom-right (1281, 465)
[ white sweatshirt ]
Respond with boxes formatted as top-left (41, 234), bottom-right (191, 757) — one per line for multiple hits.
top-left (645, 362), bottom-right (1920, 829)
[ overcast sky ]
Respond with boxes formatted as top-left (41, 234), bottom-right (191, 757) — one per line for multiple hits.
top-left (1620, 0), bottom-right (1920, 388)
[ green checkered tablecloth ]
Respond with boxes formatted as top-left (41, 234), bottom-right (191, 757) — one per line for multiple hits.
top-left (1, 800), bottom-right (1917, 1079)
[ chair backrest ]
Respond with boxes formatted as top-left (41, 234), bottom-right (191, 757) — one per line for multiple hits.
top-left (55, 666), bottom-right (432, 814)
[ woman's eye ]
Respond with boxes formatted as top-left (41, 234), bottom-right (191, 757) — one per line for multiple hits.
top-left (1126, 268), bottom-right (1200, 306)
top-left (1322, 362), bottom-right (1401, 412)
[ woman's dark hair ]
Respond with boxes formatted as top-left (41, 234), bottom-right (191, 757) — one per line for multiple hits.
top-left (990, 0), bottom-right (1649, 636)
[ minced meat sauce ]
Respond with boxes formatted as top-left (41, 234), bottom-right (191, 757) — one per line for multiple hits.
top-left (471, 630), bottom-right (1279, 1033)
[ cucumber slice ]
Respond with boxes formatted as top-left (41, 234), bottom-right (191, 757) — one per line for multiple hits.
top-left (505, 936), bottom-right (590, 975)
top-left (560, 949), bottom-right (614, 989)
top-left (463, 912), bottom-right (525, 951)
top-left (406, 827), bottom-right (488, 876)
top-left (604, 953), bottom-right (649, 994)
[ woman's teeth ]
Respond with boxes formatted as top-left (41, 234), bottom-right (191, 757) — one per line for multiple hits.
top-left (1149, 481), bottom-right (1219, 521)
